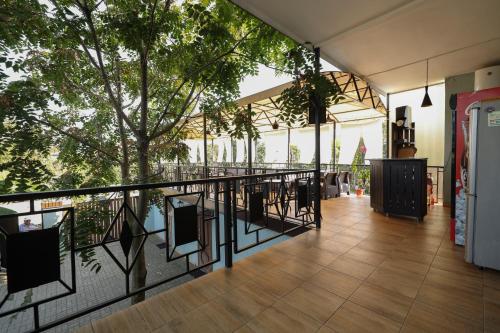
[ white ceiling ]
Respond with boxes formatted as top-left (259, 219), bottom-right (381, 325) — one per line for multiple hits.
top-left (231, 0), bottom-right (500, 94)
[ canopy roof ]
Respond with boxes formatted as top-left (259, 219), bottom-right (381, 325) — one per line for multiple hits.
top-left (231, 0), bottom-right (500, 94)
top-left (182, 71), bottom-right (387, 138)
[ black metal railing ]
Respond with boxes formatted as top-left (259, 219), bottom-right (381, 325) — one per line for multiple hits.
top-left (0, 169), bottom-right (316, 332)
top-left (160, 162), bottom-right (444, 203)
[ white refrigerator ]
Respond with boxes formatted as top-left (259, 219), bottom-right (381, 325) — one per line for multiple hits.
top-left (465, 99), bottom-right (500, 269)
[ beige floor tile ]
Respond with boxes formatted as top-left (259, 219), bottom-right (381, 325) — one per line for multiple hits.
top-left (485, 299), bottom-right (500, 333)
top-left (309, 268), bottom-right (362, 298)
top-left (136, 294), bottom-right (182, 330)
top-left (431, 255), bottom-right (482, 278)
top-left (402, 301), bottom-right (482, 333)
top-left (484, 286), bottom-right (500, 332)
top-left (233, 324), bottom-right (255, 333)
top-left (281, 282), bottom-right (345, 323)
top-left (388, 248), bottom-right (435, 265)
top-left (210, 281), bottom-right (277, 323)
top-left (326, 301), bottom-right (401, 333)
top-left (277, 256), bottom-right (324, 280)
top-left (317, 325), bottom-right (337, 333)
top-left (153, 307), bottom-right (222, 333)
top-left (294, 245), bottom-right (341, 266)
top-left (92, 307), bottom-right (152, 333)
top-left (416, 281), bottom-right (483, 326)
top-left (484, 268), bottom-right (500, 290)
top-left (344, 247), bottom-right (386, 266)
top-left (329, 233), bottom-right (364, 246)
top-left (367, 266), bottom-right (424, 299)
top-left (246, 300), bottom-right (322, 333)
top-left (425, 267), bottom-right (483, 294)
top-left (202, 266), bottom-right (256, 294)
top-left (349, 283), bottom-right (413, 323)
top-left (328, 256), bottom-right (377, 280)
top-left (338, 227), bottom-right (371, 239)
top-left (196, 301), bottom-right (246, 332)
top-left (158, 282), bottom-right (211, 313)
top-left (380, 258), bottom-right (430, 276)
top-left (250, 268), bottom-right (303, 298)
top-left (315, 239), bottom-right (355, 254)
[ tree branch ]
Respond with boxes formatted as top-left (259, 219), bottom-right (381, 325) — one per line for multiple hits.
top-left (149, 25), bottom-right (261, 138)
top-left (34, 118), bottom-right (122, 164)
top-left (73, 0), bottom-right (139, 136)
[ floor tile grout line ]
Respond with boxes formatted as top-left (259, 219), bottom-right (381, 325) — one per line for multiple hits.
top-left (319, 218), bottom-right (399, 331)
top-left (397, 227), bottom-right (446, 333)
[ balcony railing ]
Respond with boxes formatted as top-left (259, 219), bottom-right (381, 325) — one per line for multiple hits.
top-left (0, 169), bottom-right (317, 332)
top-left (160, 162), bottom-right (444, 203)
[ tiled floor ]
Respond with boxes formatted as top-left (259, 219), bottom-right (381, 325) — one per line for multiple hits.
top-left (75, 196), bottom-right (500, 333)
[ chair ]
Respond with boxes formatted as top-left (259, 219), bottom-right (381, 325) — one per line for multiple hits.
top-left (338, 171), bottom-right (351, 195)
top-left (323, 172), bottom-right (340, 199)
top-left (0, 214), bottom-right (19, 268)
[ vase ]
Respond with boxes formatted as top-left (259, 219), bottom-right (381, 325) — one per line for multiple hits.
top-left (356, 189), bottom-right (364, 197)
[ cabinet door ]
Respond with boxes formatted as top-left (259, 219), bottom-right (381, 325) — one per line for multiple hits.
top-left (370, 161), bottom-right (384, 212)
top-left (386, 160), bottom-right (422, 217)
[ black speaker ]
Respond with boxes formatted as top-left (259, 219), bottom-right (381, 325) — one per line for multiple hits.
top-left (395, 106), bottom-right (412, 127)
top-left (308, 94), bottom-right (326, 124)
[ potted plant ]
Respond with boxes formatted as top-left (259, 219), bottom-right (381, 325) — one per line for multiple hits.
top-left (355, 168), bottom-right (370, 197)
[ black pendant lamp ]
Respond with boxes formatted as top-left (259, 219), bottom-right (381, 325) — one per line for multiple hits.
top-left (421, 59), bottom-right (432, 107)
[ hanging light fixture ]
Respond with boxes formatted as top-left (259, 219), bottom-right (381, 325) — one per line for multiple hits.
top-left (421, 59), bottom-right (432, 107)
top-left (272, 120), bottom-right (279, 130)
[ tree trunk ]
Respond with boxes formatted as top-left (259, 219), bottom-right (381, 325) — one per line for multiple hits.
top-left (131, 138), bottom-right (149, 303)
top-left (131, 51), bottom-right (150, 304)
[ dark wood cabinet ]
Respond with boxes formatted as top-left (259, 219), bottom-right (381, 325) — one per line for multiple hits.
top-left (370, 158), bottom-right (427, 221)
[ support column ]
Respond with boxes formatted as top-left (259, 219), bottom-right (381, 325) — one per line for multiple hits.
top-left (332, 121), bottom-right (337, 172)
top-left (211, 138), bottom-right (214, 164)
top-left (313, 47), bottom-right (321, 228)
top-left (386, 93), bottom-right (390, 158)
top-left (203, 113), bottom-right (209, 197)
top-left (203, 113), bottom-right (208, 175)
top-left (176, 142), bottom-right (180, 181)
top-left (247, 104), bottom-right (252, 175)
top-left (224, 180), bottom-right (233, 268)
top-left (287, 127), bottom-right (291, 168)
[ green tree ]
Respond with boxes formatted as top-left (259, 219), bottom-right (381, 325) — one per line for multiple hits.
top-left (243, 141), bottom-right (247, 163)
top-left (255, 141), bottom-right (265, 164)
top-left (231, 139), bottom-right (237, 164)
top-left (331, 139), bottom-right (341, 165)
top-left (222, 143), bottom-right (227, 164)
top-left (290, 144), bottom-right (300, 165)
top-left (196, 146), bottom-right (201, 164)
top-left (207, 143), bottom-right (218, 163)
top-left (351, 137), bottom-right (369, 191)
top-left (1, 0), bottom-right (299, 302)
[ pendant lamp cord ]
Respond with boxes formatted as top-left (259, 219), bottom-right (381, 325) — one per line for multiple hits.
top-left (426, 59), bottom-right (429, 86)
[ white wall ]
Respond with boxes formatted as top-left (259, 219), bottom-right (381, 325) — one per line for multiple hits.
top-left (389, 84), bottom-right (445, 166)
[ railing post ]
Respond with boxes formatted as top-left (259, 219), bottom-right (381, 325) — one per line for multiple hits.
top-left (223, 180), bottom-right (233, 268)
top-left (313, 47), bottom-right (322, 229)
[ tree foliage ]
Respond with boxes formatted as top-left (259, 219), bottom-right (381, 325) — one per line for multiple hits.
top-left (222, 143), bottom-right (227, 163)
top-left (255, 141), bottom-right (265, 164)
top-left (289, 144), bottom-right (300, 164)
top-left (1, 0), bottom-right (297, 193)
top-left (277, 47), bottom-right (344, 127)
